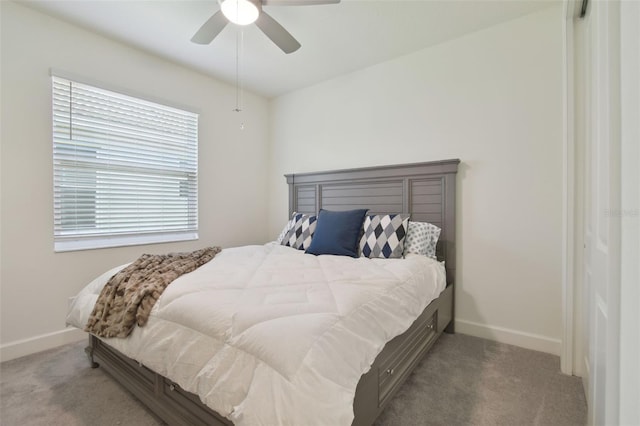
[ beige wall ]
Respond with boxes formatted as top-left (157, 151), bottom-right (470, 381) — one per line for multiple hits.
top-left (0, 2), bottom-right (270, 359)
top-left (268, 5), bottom-right (564, 353)
top-left (1, 2), bottom-right (566, 360)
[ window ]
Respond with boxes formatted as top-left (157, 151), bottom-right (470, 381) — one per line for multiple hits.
top-left (52, 75), bottom-right (199, 252)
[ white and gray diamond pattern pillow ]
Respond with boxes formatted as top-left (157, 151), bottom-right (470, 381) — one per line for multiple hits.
top-left (282, 212), bottom-right (317, 250)
top-left (275, 217), bottom-right (294, 244)
top-left (359, 214), bottom-right (410, 259)
top-left (403, 221), bottom-right (441, 259)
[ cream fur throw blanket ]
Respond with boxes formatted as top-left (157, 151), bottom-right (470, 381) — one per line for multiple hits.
top-left (85, 246), bottom-right (221, 338)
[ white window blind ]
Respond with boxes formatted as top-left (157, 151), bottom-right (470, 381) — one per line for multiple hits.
top-left (52, 76), bottom-right (199, 252)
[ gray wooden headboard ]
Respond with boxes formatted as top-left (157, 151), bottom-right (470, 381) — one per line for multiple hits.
top-left (284, 159), bottom-right (460, 284)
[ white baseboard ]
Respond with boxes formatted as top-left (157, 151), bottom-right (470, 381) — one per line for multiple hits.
top-left (455, 319), bottom-right (562, 355)
top-left (0, 327), bottom-right (87, 362)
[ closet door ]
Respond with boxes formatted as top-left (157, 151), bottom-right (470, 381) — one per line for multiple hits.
top-left (582, 0), bottom-right (621, 424)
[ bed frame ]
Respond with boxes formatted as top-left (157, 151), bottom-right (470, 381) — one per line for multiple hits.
top-left (86, 159), bottom-right (460, 426)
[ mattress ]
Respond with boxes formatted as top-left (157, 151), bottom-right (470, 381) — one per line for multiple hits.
top-left (67, 243), bottom-right (446, 426)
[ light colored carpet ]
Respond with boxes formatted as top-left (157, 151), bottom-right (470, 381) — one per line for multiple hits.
top-left (374, 334), bottom-right (586, 426)
top-left (0, 333), bottom-right (586, 426)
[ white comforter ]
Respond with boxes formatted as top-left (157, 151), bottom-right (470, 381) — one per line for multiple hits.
top-left (67, 243), bottom-right (446, 426)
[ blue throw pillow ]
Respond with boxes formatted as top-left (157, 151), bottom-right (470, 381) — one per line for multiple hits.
top-left (306, 209), bottom-right (368, 257)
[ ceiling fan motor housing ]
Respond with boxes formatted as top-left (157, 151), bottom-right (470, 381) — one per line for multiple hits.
top-left (220, 0), bottom-right (261, 26)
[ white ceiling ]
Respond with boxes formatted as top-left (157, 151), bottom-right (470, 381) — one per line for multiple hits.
top-left (20, 0), bottom-right (555, 98)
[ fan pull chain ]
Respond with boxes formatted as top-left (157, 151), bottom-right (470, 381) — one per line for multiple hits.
top-left (234, 26), bottom-right (245, 130)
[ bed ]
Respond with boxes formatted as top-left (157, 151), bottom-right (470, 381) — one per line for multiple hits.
top-left (68, 159), bottom-right (460, 426)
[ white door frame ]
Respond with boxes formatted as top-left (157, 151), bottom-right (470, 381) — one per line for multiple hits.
top-left (561, 0), bottom-right (579, 376)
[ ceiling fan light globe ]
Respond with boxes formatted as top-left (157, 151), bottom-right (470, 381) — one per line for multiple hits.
top-left (221, 0), bottom-right (259, 25)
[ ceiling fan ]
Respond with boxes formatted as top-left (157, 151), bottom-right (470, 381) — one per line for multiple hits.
top-left (191, 0), bottom-right (340, 54)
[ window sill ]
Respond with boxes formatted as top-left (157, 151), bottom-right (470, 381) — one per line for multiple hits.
top-left (54, 232), bottom-right (198, 252)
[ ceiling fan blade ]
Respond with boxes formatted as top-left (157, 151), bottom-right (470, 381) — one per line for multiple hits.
top-left (262, 0), bottom-right (340, 5)
top-left (191, 10), bottom-right (228, 44)
top-left (255, 11), bottom-right (301, 54)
